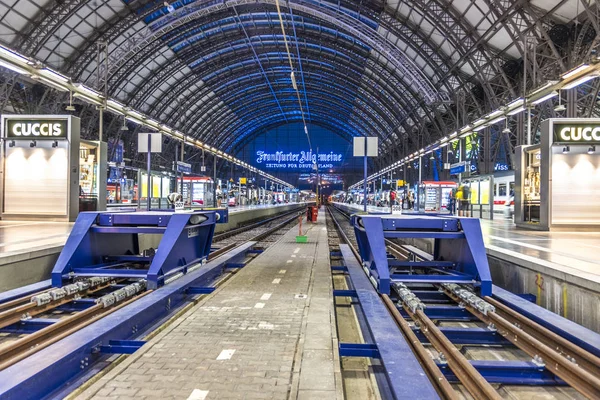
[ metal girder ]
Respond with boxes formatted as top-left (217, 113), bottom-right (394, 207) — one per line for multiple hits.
top-left (100, 0), bottom-right (443, 105)
top-left (148, 54), bottom-right (410, 147)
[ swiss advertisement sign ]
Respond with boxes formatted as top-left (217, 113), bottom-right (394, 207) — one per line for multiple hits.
top-left (553, 122), bottom-right (600, 144)
top-left (6, 119), bottom-right (68, 139)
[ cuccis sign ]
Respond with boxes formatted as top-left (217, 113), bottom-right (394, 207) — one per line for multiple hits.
top-left (6, 119), bottom-right (68, 139)
top-left (554, 123), bottom-right (600, 144)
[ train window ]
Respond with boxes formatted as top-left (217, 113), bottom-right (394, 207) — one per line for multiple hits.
top-left (499, 183), bottom-right (507, 196)
top-left (494, 185), bottom-right (498, 196)
top-left (509, 182), bottom-right (515, 196)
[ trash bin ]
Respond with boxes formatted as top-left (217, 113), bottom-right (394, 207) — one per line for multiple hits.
top-left (306, 206), bottom-right (318, 222)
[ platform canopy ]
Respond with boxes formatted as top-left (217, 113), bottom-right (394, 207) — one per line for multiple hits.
top-left (0, 0), bottom-right (590, 165)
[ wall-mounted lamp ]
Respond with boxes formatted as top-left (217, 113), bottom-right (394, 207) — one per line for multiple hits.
top-left (52, 140), bottom-right (59, 148)
top-left (588, 145), bottom-right (596, 154)
top-left (30, 140), bottom-right (36, 148)
top-left (8, 140), bottom-right (15, 147)
top-left (562, 145), bottom-right (570, 154)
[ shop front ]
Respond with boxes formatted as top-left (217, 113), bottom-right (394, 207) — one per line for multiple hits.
top-left (139, 170), bottom-right (174, 209)
top-left (107, 166), bottom-right (138, 206)
top-left (461, 175), bottom-right (494, 219)
top-left (0, 115), bottom-right (84, 221)
top-left (177, 176), bottom-right (215, 207)
top-left (79, 140), bottom-right (107, 212)
top-left (417, 181), bottom-right (457, 213)
top-left (515, 118), bottom-right (600, 230)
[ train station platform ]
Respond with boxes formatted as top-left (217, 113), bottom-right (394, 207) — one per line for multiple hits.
top-left (0, 203), bottom-right (308, 294)
top-left (332, 202), bottom-right (600, 331)
top-left (73, 209), bottom-right (343, 400)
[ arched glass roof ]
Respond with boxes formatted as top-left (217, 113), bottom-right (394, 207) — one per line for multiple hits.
top-left (0, 0), bottom-right (590, 161)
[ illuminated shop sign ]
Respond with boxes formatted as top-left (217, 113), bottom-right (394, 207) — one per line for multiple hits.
top-left (6, 119), bottom-right (68, 139)
top-left (256, 150), bottom-right (343, 169)
top-left (553, 123), bottom-right (600, 144)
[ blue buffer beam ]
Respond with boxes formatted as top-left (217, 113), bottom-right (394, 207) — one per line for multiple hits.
top-left (353, 214), bottom-right (492, 296)
top-left (51, 210), bottom-right (219, 289)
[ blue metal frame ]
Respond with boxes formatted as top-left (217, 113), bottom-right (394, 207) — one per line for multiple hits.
top-left (438, 360), bottom-right (564, 385)
top-left (0, 280), bottom-right (51, 304)
top-left (51, 210), bottom-right (218, 289)
top-left (0, 242), bottom-right (255, 400)
top-left (339, 244), bottom-right (440, 399)
top-left (352, 214), bottom-right (492, 296)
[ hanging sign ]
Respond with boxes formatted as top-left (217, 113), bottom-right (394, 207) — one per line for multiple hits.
top-left (450, 161), bottom-right (467, 175)
top-left (176, 161), bottom-right (192, 174)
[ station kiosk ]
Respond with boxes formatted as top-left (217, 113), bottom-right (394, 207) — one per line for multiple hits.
top-left (515, 118), bottom-right (600, 230)
top-left (0, 115), bottom-right (105, 222)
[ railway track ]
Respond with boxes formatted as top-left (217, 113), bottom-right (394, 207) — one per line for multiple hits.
top-left (326, 204), bottom-right (596, 400)
top-left (0, 206), bottom-right (306, 373)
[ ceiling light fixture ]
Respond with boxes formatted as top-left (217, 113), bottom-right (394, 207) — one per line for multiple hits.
top-left (588, 145), bottom-right (596, 154)
top-left (66, 91), bottom-right (75, 111)
top-left (562, 73), bottom-right (600, 90)
top-left (531, 91), bottom-right (558, 105)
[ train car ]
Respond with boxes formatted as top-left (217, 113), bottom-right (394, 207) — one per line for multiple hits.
top-left (492, 172), bottom-right (515, 206)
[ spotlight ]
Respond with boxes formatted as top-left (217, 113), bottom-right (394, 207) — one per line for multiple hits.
top-left (588, 145), bottom-right (596, 154)
top-left (429, 154), bottom-right (434, 160)
top-left (30, 140), bottom-right (36, 148)
top-left (52, 140), bottom-right (59, 148)
top-left (8, 140), bottom-right (15, 148)
top-left (502, 128), bottom-right (511, 134)
top-left (562, 145), bottom-right (570, 154)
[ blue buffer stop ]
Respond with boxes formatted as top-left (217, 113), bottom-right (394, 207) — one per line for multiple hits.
top-left (51, 210), bottom-right (220, 289)
top-left (353, 214), bottom-right (492, 296)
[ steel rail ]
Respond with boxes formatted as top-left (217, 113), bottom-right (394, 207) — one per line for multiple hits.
top-left (485, 296), bottom-right (600, 377)
top-left (213, 207), bottom-right (305, 242)
top-left (444, 289), bottom-right (600, 399)
top-left (381, 294), bottom-right (458, 400)
top-left (406, 307), bottom-right (502, 400)
top-left (0, 281), bottom-right (116, 331)
top-left (0, 291), bottom-right (151, 372)
top-left (210, 209), bottom-right (305, 260)
top-left (0, 290), bottom-right (49, 313)
top-left (325, 205), bottom-right (459, 399)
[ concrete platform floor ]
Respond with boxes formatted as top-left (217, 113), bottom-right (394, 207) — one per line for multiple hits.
top-left (73, 210), bottom-right (343, 400)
